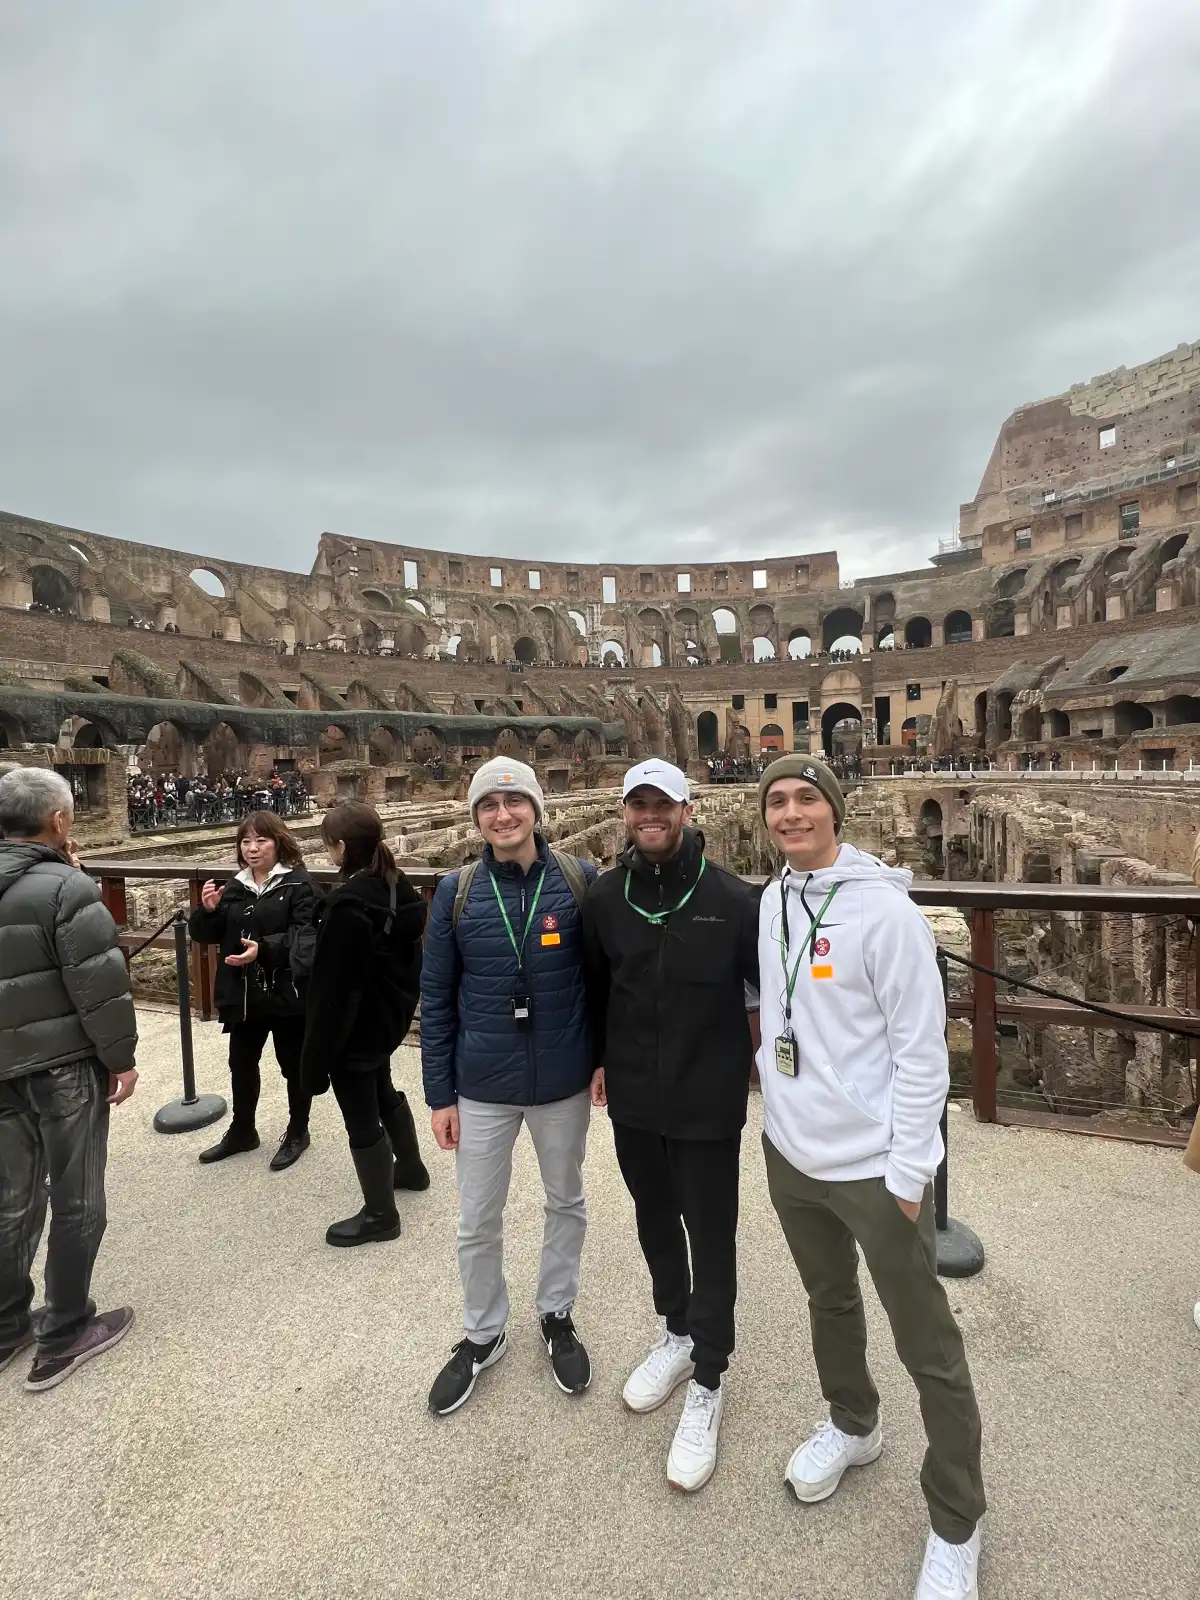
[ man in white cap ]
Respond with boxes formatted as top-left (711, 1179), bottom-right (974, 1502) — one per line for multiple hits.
top-left (582, 759), bottom-right (761, 1491)
top-left (421, 757), bottom-right (597, 1415)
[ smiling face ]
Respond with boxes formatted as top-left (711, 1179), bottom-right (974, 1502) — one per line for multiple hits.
top-left (475, 791), bottom-right (537, 857)
top-left (763, 778), bottom-right (839, 871)
top-left (623, 785), bottom-right (691, 862)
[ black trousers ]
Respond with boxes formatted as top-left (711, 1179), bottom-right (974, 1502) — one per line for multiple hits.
top-left (227, 1016), bottom-right (310, 1133)
top-left (330, 1059), bottom-right (404, 1150)
top-left (611, 1123), bottom-right (741, 1389)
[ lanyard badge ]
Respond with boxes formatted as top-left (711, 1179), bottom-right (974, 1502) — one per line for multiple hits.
top-left (775, 872), bottom-right (842, 1075)
top-left (488, 867), bottom-right (546, 1033)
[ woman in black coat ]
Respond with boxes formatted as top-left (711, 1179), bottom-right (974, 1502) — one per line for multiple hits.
top-left (187, 809), bottom-right (319, 1170)
top-left (299, 802), bottom-right (429, 1246)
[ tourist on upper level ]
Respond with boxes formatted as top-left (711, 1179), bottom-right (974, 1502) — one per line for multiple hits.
top-left (420, 758), bottom-right (596, 1416)
top-left (298, 803), bottom-right (428, 1246)
top-left (0, 766), bottom-right (139, 1393)
top-left (581, 759), bottom-right (760, 1493)
top-left (188, 811), bottom-right (318, 1171)
top-left (755, 754), bottom-right (985, 1600)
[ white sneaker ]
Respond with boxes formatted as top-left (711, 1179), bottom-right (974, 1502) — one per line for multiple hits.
top-left (914, 1526), bottom-right (981, 1599)
top-left (622, 1328), bottom-right (695, 1413)
top-left (666, 1379), bottom-right (724, 1491)
top-left (785, 1416), bottom-right (883, 1503)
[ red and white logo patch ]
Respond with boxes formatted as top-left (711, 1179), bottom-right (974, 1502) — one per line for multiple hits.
top-left (542, 914), bottom-right (558, 931)
top-left (813, 936), bottom-right (831, 958)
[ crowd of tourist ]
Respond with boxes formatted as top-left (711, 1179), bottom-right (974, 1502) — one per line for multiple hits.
top-left (126, 769), bottom-right (310, 832)
top-left (704, 753), bottom-right (771, 783)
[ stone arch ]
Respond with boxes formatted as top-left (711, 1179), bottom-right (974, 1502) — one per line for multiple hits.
top-left (318, 723), bottom-right (354, 765)
top-left (514, 636), bottom-right (540, 665)
top-left (411, 727), bottom-right (445, 763)
top-left (918, 798), bottom-right (943, 836)
top-left (995, 691), bottom-right (1015, 741)
top-left (943, 609), bottom-right (973, 645)
top-left (901, 717), bottom-right (918, 745)
top-left (573, 727), bottom-right (602, 760)
top-left (138, 718), bottom-right (191, 774)
top-left (201, 720), bottom-right (245, 778)
top-left (821, 701), bottom-right (862, 757)
top-left (876, 624), bottom-right (896, 650)
top-left (29, 565), bottom-right (78, 613)
top-left (827, 633), bottom-right (862, 655)
top-left (600, 640), bottom-right (627, 667)
top-left (1164, 695), bottom-right (1200, 725)
top-left (973, 691), bottom-right (988, 737)
top-left (494, 726), bottom-right (527, 758)
top-left (70, 722), bottom-right (106, 750)
top-left (0, 709), bottom-right (27, 747)
top-left (821, 607), bottom-right (863, 652)
top-left (1103, 547), bottom-right (1132, 578)
top-left (759, 722), bottom-right (785, 753)
top-left (360, 587), bottom-right (392, 610)
top-left (904, 615), bottom-right (932, 649)
top-left (567, 609), bottom-right (587, 637)
top-left (443, 634), bottom-right (461, 659)
top-left (996, 567), bottom-right (1029, 599)
top-left (1113, 701), bottom-right (1153, 737)
top-left (368, 726), bottom-right (398, 766)
top-left (872, 592), bottom-right (896, 646)
top-left (1048, 709), bottom-right (1070, 737)
top-left (535, 727), bottom-right (561, 761)
top-left (393, 618), bottom-right (427, 657)
top-left (696, 710), bottom-right (720, 757)
top-left (189, 568), bottom-right (227, 599)
top-left (787, 627), bottom-right (812, 660)
top-left (711, 607), bottom-right (741, 663)
top-left (1017, 705), bottom-right (1041, 740)
top-left (637, 607), bottom-right (669, 668)
top-left (1156, 533), bottom-right (1189, 575)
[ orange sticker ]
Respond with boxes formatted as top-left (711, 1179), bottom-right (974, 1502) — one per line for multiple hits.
top-left (541, 933), bottom-right (561, 946)
top-left (810, 964), bottom-right (833, 980)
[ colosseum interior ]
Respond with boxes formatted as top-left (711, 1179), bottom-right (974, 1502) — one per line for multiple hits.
top-left (3, 336), bottom-right (1200, 1128)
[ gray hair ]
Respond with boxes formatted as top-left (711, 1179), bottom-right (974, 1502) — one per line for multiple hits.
top-left (0, 767), bottom-right (74, 837)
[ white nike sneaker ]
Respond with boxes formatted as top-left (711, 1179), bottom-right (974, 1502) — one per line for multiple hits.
top-left (785, 1416), bottom-right (883, 1503)
top-left (914, 1526), bottom-right (981, 1599)
top-left (666, 1379), bottom-right (724, 1491)
top-left (622, 1327), bottom-right (695, 1413)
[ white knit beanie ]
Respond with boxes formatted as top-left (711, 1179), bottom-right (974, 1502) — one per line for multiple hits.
top-left (467, 757), bottom-right (545, 823)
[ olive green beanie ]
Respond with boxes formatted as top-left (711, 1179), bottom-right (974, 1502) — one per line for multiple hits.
top-left (758, 754), bottom-right (846, 831)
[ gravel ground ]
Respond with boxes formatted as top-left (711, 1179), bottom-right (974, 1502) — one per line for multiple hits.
top-left (2, 1005), bottom-right (1198, 1600)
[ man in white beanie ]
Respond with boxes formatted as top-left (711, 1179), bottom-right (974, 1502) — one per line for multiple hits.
top-left (421, 756), bottom-right (598, 1415)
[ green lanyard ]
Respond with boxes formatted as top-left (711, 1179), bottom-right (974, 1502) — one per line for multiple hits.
top-left (778, 873), bottom-right (842, 1030)
top-left (488, 865), bottom-right (546, 977)
top-left (623, 855), bottom-right (707, 926)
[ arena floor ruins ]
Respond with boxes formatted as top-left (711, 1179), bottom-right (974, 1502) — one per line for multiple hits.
top-left (3, 1006), bottom-right (1198, 1600)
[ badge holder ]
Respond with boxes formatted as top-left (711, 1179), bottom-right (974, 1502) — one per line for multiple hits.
top-left (774, 1032), bottom-right (798, 1076)
top-left (512, 993), bottom-right (532, 1033)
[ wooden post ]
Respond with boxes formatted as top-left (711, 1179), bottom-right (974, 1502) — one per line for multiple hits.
top-left (99, 875), bottom-right (128, 929)
top-left (971, 906), bottom-right (998, 1122)
top-left (187, 878), bottom-right (215, 1022)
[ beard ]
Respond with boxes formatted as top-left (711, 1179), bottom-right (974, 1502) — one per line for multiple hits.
top-left (626, 815), bottom-right (686, 861)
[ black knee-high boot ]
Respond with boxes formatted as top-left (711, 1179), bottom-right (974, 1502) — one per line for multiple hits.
top-left (326, 1137), bottom-right (402, 1247)
top-left (380, 1092), bottom-right (431, 1191)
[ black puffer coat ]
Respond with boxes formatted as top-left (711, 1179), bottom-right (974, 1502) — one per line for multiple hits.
top-left (299, 869), bottom-right (426, 1093)
top-left (187, 867), bottom-right (318, 1027)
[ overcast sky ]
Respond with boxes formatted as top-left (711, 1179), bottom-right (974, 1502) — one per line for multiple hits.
top-left (2, 1), bottom-right (1198, 583)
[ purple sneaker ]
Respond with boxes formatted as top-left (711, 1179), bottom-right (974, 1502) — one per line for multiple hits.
top-left (0, 1329), bottom-right (35, 1374)
top-left (25, 1308), bottom-right (135, 1393)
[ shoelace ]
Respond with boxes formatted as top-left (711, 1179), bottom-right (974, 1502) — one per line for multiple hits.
top-left (806, 1418), bottom-right (854, 1468)
top-left (675, 1383), bottom-right (718, 1448)
top-left (923, 1536), bottom-right (970, 1591)
top-left (642, 1333), bottom-right (688, 1384)
top-left (547, 1317), bottom-right (577, 1353)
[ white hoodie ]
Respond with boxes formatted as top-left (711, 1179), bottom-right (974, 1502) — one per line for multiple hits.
top-left (756, 843), bottom-right (948, 1202)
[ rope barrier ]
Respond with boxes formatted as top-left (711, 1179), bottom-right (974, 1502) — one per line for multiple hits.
top-left (125, 908), bottom-right (188, 961)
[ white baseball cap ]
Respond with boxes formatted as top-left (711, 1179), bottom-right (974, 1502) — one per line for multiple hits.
top-left (622, 759), bottom-right (691, 803)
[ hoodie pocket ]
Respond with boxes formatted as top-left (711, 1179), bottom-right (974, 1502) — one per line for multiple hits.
top-left (826, 1061), bottom-right (888, 1124)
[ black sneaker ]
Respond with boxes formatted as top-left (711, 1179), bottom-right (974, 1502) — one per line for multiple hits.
top-left (541, 1311), bottom-right (591, 1395)
top-left (428, 1330), bottom-right (507, 1416)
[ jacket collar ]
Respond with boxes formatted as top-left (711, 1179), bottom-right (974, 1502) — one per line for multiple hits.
top-left (234, 861), bottom-right (291, 896)
top-left (482, 833), bottom-right (549, 879)
top-left (619, 826), bottom-right (705, 886)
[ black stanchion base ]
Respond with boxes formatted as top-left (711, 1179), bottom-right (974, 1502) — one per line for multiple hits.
top-left (936, 1217), bottom-right (985, 1279)
top-left (153, 1094), bottom-right (227, 1135)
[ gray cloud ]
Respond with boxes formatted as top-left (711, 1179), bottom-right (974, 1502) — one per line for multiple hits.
top-left (2, 0), bottom-right (1198, 580)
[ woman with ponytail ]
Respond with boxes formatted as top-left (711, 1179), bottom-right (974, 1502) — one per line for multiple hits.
top-left (299, 803), bottom-right (430, 1246)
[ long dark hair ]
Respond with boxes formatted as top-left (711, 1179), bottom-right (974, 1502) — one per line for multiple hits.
top-left (320, 802), bottom-right (397, 885)
top-left (235, 810), bottom-right (303, 869)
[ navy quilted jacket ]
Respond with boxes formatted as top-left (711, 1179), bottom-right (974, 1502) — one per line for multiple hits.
top-left (420, 837), bottom-right (597, 1110)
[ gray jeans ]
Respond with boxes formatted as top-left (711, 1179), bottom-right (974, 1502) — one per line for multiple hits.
top-left (456, 1090), bottom-right (591, 1344)
top-left (0, 1059), bottom-right (110, 1355)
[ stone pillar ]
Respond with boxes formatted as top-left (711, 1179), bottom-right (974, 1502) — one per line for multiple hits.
top-left (83, 591), bottom-right (111, 624)
top-left (931, 622), bottom-right (945, 648)
top-left (222, 615), bottom-right (242, 643)
top-left (1106, 594), bottom-right (1124, 621)
top-left (1156, 583), bottom-right (1177, 612)
top-left (155, 602), bottom-right (177, 631)
top-left (1014, 610), bottom-right (1030, 636)
top-left (1055, 604), bottom-right (1073, 629)
top-left (279, 620), bottom-right (296, 653)
top-left (972, 618), bottom-right (985, 642)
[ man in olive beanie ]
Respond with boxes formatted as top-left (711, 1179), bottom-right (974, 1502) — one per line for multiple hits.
top-left (757, 754), bottom-right (846, 831)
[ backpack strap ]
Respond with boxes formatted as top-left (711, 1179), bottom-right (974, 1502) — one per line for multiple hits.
top-left (383, 877), bottom-right (398, 936)
top-left (451, 858), bottom-right (482, 930)
top-left (548, 848), bottom-right (589, 909)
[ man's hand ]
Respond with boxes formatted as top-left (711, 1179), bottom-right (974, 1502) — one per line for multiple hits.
top-left (64, 838), bottom-right (82, 869)
top-left (107, 1067), bottom-right (138, 1106)
top-left (893, 1195), bottom-right (921, 1223)
top-left (224, 937), bottom-right (258, 966)
top-left (200, 879), bottom-right (223, 912)
top-left (590, 1067), bottom-right (607, 1108)
top-left (431, 1107), bottom-right (460, 1151)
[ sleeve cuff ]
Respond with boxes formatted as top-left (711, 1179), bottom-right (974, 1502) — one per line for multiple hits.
top-left (884, 1160), bottom-right (929, 1204)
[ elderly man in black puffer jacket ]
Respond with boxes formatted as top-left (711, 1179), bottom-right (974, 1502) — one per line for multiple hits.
top-left (0, 766), bottom-right (139, 1394)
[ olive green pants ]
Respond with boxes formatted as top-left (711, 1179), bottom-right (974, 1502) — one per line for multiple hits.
top-left (763, 1133), bottom-right (986, 1542)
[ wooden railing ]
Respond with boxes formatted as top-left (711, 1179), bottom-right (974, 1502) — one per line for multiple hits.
top-left (84, 860), bottom-right (1200, 1147)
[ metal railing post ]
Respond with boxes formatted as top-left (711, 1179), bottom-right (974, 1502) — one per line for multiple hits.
top-left (935, 949), bottom-right (985, 1277)
top-left (152, 915), bottom-right (227, 1135)
top-left (970, 907), bottom-right (998, 1122)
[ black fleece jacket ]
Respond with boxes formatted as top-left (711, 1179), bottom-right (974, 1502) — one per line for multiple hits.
top-left (299, 868), bottom-right (426, 1093)
top-left (581, 827), bottom-right (761, 1140)
top-left (187, 867), bottom-right (318, 1027)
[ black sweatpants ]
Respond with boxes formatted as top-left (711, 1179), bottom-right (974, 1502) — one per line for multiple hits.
top-left (227, 1016), bottom-right (310, 1134)
top-left (330, 1060), bottom-right (404, 1150)
top-left (611, 1123), bottom-right (740, 1390)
